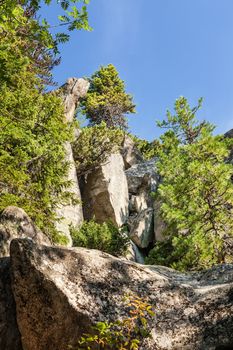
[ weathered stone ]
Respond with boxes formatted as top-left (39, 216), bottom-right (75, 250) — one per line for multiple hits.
top-left (121, 134), bottom-right (143, 169)
top-left (125, 158), bottom-right (158, 196)
top-left (55, 142), bottom-right (83, 245)
top-left (225, 129), bottom-right (233, 139)
top-left (129, 192), bottom-right (149, 213)
top-left (82, 153), bottom-right (129, 227)
top-left (129, 208), bottom-right (154, 248)
top-left (225, 129), bottom-right (233, 164)
top-left (0, 257), bottom-right (22, 350)
top-left (125, 240), bottom-right (145, 264)
top-left (0, 206), bottom-right (50, 258)
top-left (60, 77), bottom-right (90, 123)
top-left (10, 238), bottom-right (233, 350)
top-left (55, 78), bottom-right (89, 244)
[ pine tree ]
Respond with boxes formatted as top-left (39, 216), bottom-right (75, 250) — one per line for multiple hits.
top-left (0, 3), bottom-right (78, 242)
top-left (80, 64), bottom-right (136, 129)
top-left (147, 97), bottom-right (233, 271)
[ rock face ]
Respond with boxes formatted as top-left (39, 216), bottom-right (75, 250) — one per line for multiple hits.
top-left (121, 134), bottom-right (143, 169)
top-left (125, 158), bottom-right (158, 196)
top-left (55, 78), bottom-right (89, 244)
top-left (126, 240), bottom-right (145, 264)
top-left (0, 206), bottom-right (50, 258)
top-left (0, 257), bottom-right (22, 350)
top-left (60, 77), bottom-right (90, 123)
top-left (125, 159), bottom-right (159, 249)
top-left (55, 142), bottom-right (83, 244)
top-left (82, 153), bottom-right (129, 227)
top-left (129, 208), bottom-right (154, 248)
top-left (10, 238), bottom-right (233, 350)
top-left (225, 129), bottom-right (233, 164)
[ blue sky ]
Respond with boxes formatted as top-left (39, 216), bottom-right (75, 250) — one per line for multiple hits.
top-left (40, 0), bottom-right (233, 140)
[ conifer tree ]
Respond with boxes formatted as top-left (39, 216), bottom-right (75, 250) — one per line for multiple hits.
top-left (80, 64), bottom-right (136, 129)
top-left (147, 97), bottom-right (233, 270)
top-left (0, 2), bottom-right (89, 242)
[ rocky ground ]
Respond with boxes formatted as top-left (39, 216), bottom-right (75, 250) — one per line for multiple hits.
top-left (0, 207), bottom-right (233, 350)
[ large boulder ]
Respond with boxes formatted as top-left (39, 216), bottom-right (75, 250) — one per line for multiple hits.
top-left (0, 257), bottom-right (22, 350)
top-left (0, 206), bottom-right (50, 258)
top-left (125, 240), bottom-right (145, 264)
top-left (60, 77), bottom-right (90, 123)
top-left (125, 158), bottom-right (158, 196)
top-left (55, 78), bottom-right (89, 244)
top-left (225, 129), bottom-right (233, 164)
top-left (55, 142), bottom-right (83, 245)
top-left (129, 208), bottom-right (154, 248)
top-left (121, 134), bottom-right (143, 169)
top-left (10, 238), bottom-right (233, 350)
top-left (125, 159), bottom-right (158, 249)
top-left (81, 153), bottom-right (129, 227)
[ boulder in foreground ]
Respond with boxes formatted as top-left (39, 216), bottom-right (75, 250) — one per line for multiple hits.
top-left (10, 238), bottom-right (233, 350)
top-left (0, 206), bottom-right (50, 258)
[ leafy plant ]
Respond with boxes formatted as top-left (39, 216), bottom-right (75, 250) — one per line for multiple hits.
top-left (76, 295), bottom-right (155, 350)
top-left (0, 1), bottom-right (91, 85)
top-left (80, 64), bottom-right (136, 129)
top-left (130, 135), bottom-right (161, 160)
top-left (71, 220), bottom-right (130, 257)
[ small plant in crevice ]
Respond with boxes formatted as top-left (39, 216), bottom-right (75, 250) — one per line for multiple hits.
top-left (75, 294), bottom-right (155, 350)
top-left (70, 219), bottom-right (130, 257)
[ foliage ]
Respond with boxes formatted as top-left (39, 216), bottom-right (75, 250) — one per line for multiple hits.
top-left (148, 97), bottom-right (233, 271)
top-left (130, 135), bottom-right (161, 160)
top-left (76, 295), bottom-right (155, 350)
top-left (80, 64), bottom-right (136, 129)
top-left (71, 219), bottom-right (130, 257)
top-left (72, 122), bottom-right (124, 177)
top-left (0, 0), bottom-right (91, 84)
top-left (145, 239), bottom-right (175, 266)
top-left (0, 3), bottom-right (78, 243)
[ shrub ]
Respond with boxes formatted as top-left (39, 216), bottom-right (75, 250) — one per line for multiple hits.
top-left (130, 135), bottom-right (161, 160)
top-left (71, 220), bottom-right (130, 257)
top-left (76, 295), bottom-right (155, 350)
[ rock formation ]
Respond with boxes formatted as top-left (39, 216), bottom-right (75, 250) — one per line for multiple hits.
top-left (0, 206), bottom-right (50, 258)
top-left (8, 238), bottom-right (233, 350)
top-left (121, 134), bottom-right (144, 169)
top-left (55, 78), bottom-right (89, 245)
top-left (0, 257), bottom-right (22, 350)
top-left (81, 153), bottom-right (129, 226)
top-left (125, 159), bottom-right (160, 250)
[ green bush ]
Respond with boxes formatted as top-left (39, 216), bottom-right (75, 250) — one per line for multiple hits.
top-left (145, 239), bottom-right (176, 267)
top-left (71, 220), bottom-right (130, 257)
top-left (76, 295), bottom-right (155, 350)
top-left (130, 135), bottom-right (161, 160)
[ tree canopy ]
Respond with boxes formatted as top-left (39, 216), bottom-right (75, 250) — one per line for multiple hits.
top-left (80, 64), bottom-right (136, 129)
top-left (0, 0), bottom-right (91, 242)
top-left (147, 97), bottom-right (233, 270)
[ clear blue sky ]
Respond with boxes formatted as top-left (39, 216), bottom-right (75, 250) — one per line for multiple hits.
top-left (40, 0), bottom-right (233, 141)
